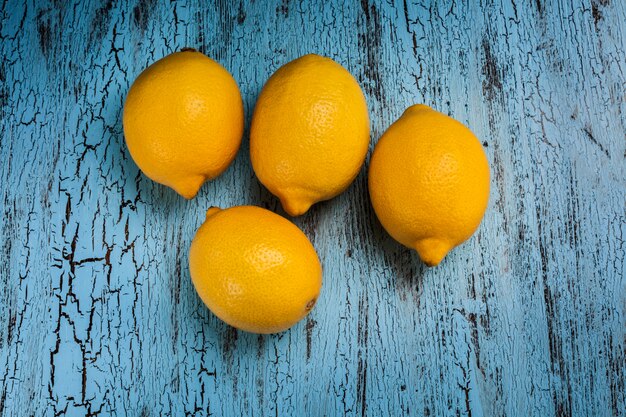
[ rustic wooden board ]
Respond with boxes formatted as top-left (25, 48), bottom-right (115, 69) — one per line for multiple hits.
top-left (1, 1), bottom-right (624, 416)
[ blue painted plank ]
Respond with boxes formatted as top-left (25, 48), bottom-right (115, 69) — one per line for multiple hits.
top-left (0, 1), bottom-right (624, 416)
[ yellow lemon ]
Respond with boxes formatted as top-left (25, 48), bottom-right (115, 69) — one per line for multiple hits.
top-left (250, 54), bottom-right (370, 216)
top-left (123, 49), bottom-right (243, 199)
top-left (368, 105), bottom-right (490, 266)
top-left (189, 206), bottom-right (322, 334)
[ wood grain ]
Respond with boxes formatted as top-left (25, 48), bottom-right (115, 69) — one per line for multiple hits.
top-left (0, 1), bottom-right (624, 416)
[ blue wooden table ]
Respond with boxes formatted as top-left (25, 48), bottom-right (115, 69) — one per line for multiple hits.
top-left (1, 1), bottom-right (624, 416)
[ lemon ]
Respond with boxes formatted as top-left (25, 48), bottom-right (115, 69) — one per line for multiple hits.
top-left (123, 49), bottom-right (244, 199)
top-left (189, 206), bottom-right (322, 334)
top-left (250, 54), bottom-right (370, 216)
top-left (368, 105), bottom-right (490, 266)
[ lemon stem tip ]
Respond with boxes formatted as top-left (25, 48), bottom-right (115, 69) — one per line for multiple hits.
top-left (414, 238), bottom-right (451, 267)
top-left (205, 207), bottom-right (221, 220)
top-left (280, 197), bottom-right (312, 217)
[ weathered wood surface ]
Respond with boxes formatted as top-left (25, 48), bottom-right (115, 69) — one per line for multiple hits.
top-left (1, 1), bottom-right (624, 416)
